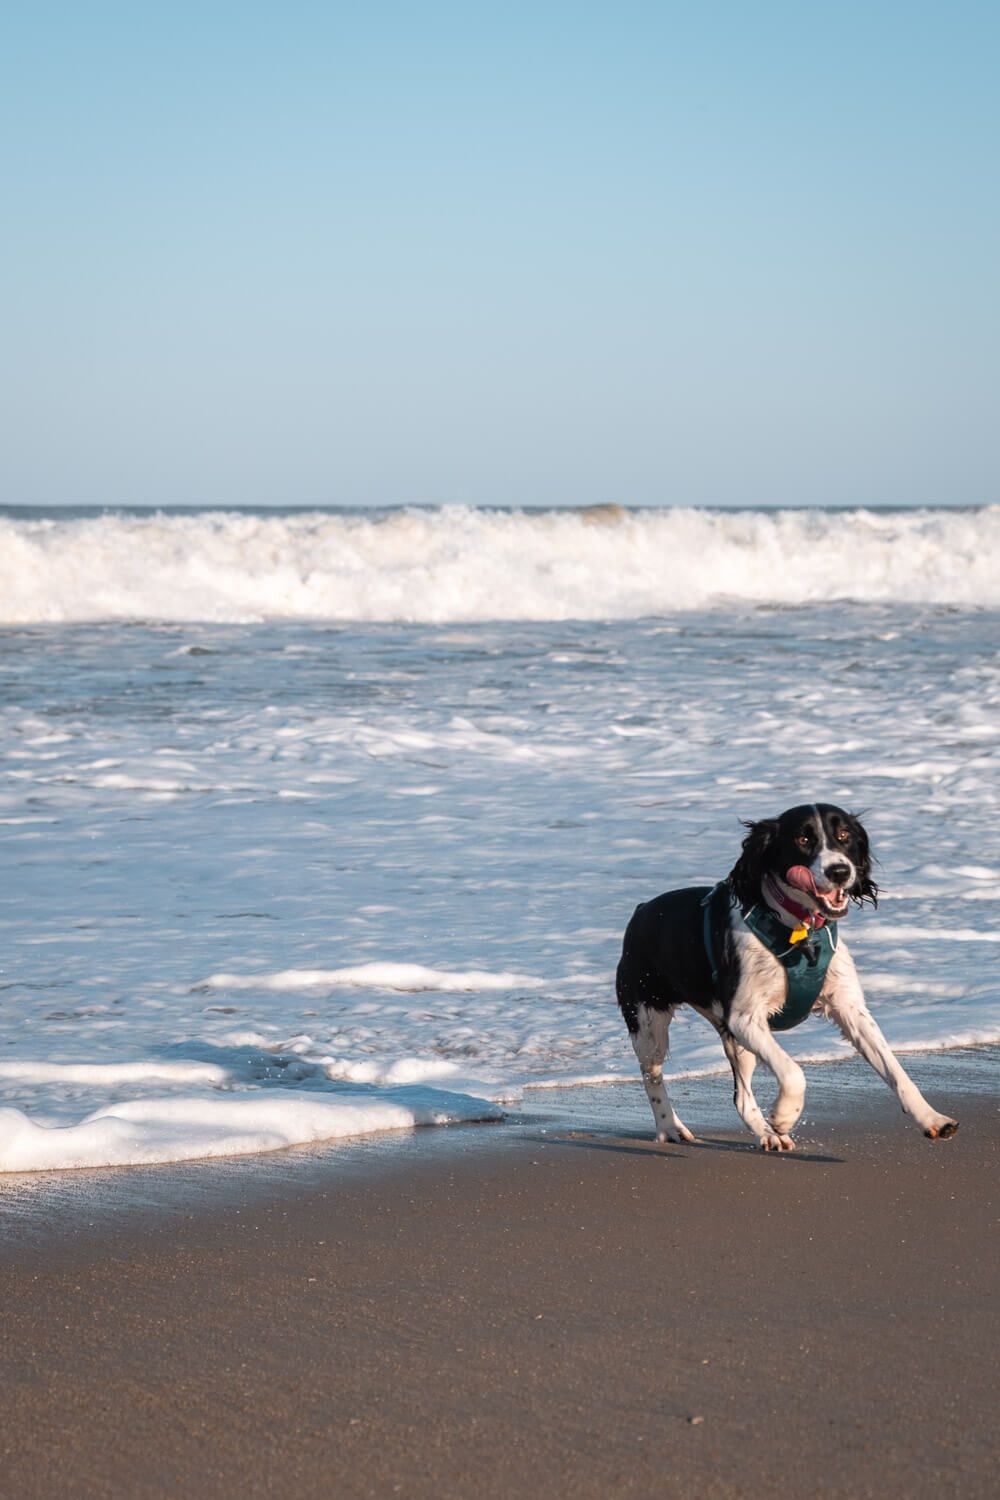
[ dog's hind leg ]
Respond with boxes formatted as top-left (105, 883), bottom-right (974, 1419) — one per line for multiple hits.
top-left (631, 1004), bottom-right (696, 1144)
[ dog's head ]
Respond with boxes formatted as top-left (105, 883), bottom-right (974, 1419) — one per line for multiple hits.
top-left (728, 803), bottom-right (878, 918)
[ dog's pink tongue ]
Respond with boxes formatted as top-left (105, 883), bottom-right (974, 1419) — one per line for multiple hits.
top-left (785, 865), bottom-right (820, 896)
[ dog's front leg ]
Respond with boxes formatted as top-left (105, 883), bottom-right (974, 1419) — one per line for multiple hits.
top-left (820, 945), bottom-right (958, 1139)
top-left (725, 1016), bottom-right (806, 1151)
top-left (720, 1032), bottom-right (773, 1145)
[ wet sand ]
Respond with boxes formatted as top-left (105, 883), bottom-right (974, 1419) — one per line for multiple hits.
top-left (1, 1054), bottom-right (997, 1499)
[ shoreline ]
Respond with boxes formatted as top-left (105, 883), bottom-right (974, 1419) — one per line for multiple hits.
top-left (1, 1048), bottom-right (996, 1498)
top-left (1, 1045), bottom-right (996, 1254)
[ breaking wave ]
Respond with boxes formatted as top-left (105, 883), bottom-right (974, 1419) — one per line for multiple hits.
top-left (1, 504), bottom-right (997, 624)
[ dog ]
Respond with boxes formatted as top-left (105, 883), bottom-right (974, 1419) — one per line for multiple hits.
top-left (616, 803), bottom-right (958, 1150)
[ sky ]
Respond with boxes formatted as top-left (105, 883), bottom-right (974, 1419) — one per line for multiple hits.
top-left (1, 1), bottom-right (997, 509)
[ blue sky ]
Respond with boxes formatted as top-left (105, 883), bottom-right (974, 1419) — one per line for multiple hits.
top-left (2, 1), bottom-right (997, 508)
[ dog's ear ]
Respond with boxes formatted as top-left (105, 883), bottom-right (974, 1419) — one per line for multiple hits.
top-left (849, 814), bottom-right (879, 908)
top-left (728, 818), bottom-right (779, 909)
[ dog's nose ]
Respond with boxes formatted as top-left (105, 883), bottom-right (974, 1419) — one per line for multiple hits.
top-left (825, 862), bottom-right (851, 885)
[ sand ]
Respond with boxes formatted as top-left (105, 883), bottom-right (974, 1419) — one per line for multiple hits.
top-left (0, 1053), bottom-right (996, 1499)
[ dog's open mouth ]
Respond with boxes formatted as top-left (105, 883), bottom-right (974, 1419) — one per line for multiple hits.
top-left (785, 865), bottom-right (850, 918)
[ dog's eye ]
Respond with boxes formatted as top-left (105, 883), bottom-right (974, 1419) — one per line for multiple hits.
top-left (795, 835), bottom-right (810, 849)
top-left (836, 829), bottom-right (850, 844)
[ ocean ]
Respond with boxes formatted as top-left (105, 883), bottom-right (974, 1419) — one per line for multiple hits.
top-left (1, 504), bottom-right (997, 1170)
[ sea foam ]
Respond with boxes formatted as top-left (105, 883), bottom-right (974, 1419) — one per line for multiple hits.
top-left (0, 1087), bottom-right (502, 1173)
top-left (1, 505), bottom-right (997, 623)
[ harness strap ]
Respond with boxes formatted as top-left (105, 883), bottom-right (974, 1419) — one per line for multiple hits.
top-left (700, 882), bottom-right (724, 989)
top-left (744, 904), bottom-right (800, 960)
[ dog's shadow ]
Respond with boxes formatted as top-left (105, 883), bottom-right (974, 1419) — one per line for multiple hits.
top-left (539, 1129), bottom-right (844, 1164)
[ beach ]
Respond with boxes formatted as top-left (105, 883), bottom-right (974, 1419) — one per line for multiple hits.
top-left (1, 1052), bottom-right (996, 1499)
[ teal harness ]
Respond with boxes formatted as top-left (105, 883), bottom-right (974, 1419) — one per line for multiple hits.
top-left (702, 883), bottom-right (839, 1031)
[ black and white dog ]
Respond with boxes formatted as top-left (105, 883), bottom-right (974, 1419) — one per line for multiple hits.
top-left (617, 804), bottom-right (958, 1150)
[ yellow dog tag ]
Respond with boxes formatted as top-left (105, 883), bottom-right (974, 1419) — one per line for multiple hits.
top-left (790, 925), bottom-right (809, 943)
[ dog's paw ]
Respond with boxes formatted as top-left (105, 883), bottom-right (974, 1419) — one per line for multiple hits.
top-left (924, 1116), bottom-right (959, 1140)
top-left (759, 1130), bottom-right (796, 1152)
